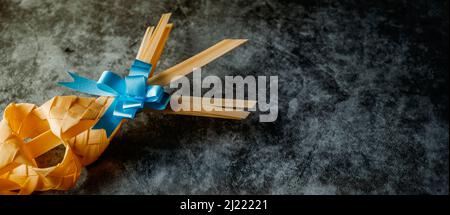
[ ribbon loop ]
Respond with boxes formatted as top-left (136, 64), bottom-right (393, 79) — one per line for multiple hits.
top-left (129, 59), bottom-right (152, 78)
top-left (145, 85), bottom-right (164, 102)
top-left (125, 75), bottom-right (147, 98)
top-left (97, 71), bottom-right (125, 95)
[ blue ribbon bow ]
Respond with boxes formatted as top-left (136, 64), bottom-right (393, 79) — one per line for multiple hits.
top-left (59, 59), bottom-right (170, 137)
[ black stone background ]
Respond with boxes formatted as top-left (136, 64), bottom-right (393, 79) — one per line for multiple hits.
top-left (0, 0), bottom-right (448, 194)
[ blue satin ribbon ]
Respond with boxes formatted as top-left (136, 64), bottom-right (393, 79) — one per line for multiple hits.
top-left (59, 59), bottom-right (170, 137)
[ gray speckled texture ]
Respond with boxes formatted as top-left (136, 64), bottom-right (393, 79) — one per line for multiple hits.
top-left (0, 0), bottom-right (448, 194)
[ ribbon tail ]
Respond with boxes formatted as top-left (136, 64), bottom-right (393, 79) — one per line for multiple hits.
top-left (93, 98), bottom-right (123, 137)
top-left (59, 71), bottom-right (116, 96)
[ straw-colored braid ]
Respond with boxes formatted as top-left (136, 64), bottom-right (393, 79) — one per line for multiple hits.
top-left (0, 96), bottom-right (114, 194)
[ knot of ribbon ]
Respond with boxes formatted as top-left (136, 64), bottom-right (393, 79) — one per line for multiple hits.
top-left (59, 59), bottom-right (170, 137)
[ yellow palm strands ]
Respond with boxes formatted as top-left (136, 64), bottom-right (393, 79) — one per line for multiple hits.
top-left (0, 96), bottom-right (113, 194)
top-left (149, 96), bottom-right (257, 120)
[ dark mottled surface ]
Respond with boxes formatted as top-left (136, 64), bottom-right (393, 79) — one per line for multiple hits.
top-left (0, 0), bottom-right (448, 194)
